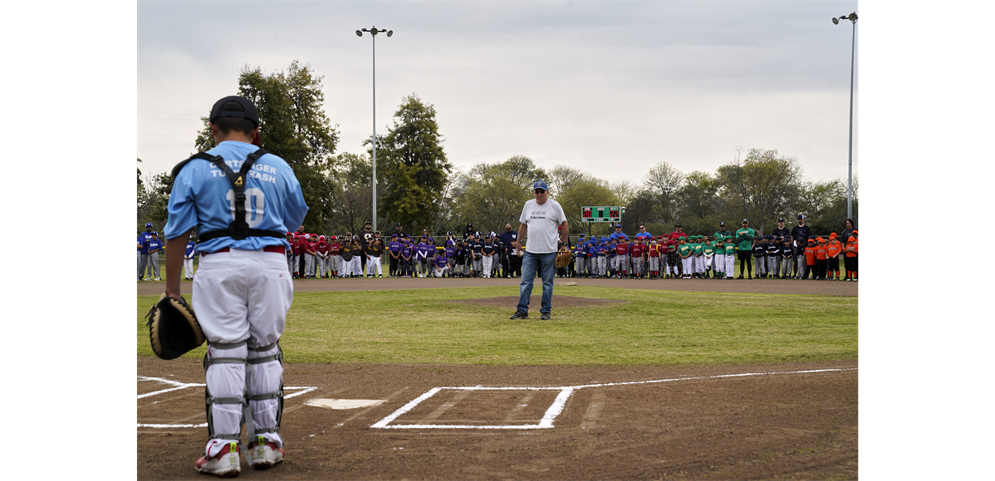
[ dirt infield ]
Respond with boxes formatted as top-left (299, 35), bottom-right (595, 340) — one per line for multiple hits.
top-left (138, 359), bottom-right (856, 480)
top-left (137, 276), bottom-right (857, 480)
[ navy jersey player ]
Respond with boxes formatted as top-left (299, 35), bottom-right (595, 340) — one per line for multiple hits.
top-left (163, 96), bottom-right (308, 477)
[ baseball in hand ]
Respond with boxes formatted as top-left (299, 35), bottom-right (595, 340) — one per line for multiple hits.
top-left (517, 249), bottom-right (523, 257)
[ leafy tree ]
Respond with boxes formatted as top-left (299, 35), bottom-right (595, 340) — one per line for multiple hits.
top-left (548, 165), bottom-right (587, 199)
top-left (673, 170), bottom-right (724, 235)
top-left (372, 94), bottom-right (452, 233)
top-left (643, 161), bottom-right (684, 226)
top-left (452, 156), bottom-right (547, 233)
top-left (435, 169), bottom-right (471, 235)
top-left (137, 172), bottom-right (173, 229)
top-left (610, 180), bottom-right (636, 207)
top-left (473, 155), bottom-right (546, 189)
top-left (715, 148), bottom-right (803, 236)
top-left (623, 189), bottom-right (664, 235)
top-left (556, 176), bottom-right (621, 237)
top-left (325, 152), bottom-right (376, 234)
top-left (193, 60), bottom-right (340, 233)
top-left (135, 157), bottom-right (142, 195)
top-left (798, 177), bottom-right (858, 235)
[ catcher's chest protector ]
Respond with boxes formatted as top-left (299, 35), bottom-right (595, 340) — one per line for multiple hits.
top-left (171, 149), bottom-right (284, 243)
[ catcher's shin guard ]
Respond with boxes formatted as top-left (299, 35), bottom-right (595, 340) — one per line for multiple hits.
top-left (246, 341), bottom-right (284, 446)
top-left (202, 339), bottom-right (285, 458)
top-left (203, 340), bottom-right (249, 456)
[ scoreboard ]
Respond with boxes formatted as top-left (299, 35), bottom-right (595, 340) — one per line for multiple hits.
top-left (581, 206), bottom-right (621, 223)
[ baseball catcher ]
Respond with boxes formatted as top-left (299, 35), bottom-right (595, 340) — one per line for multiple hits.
top-left (145, 291), bottom-right (205, 360)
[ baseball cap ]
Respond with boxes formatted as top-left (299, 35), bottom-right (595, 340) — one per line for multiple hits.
top-left (395, 222), bottom-right (402, 228)
top-left (719, 222), bottom-right (725, 226)
top-left (615, 223), bottom-right (622, 228)
top-left (778, 217), bottom-right (785, 222)
top-left (319, 235), bottom-right (325, 241)
top-left (742, 219), bottom-right (749, 223)
top-left (145, 222), bottom-right (153, 228)
top-left (330, 236), bottom-right (337, 240)
top-left (533, 180), bottom-right (549, 191)
top-left (210, 96), bottom-right (260, 128)
top-left (675, 223), bottom-right (682, 227)
top-left (152, 231), bottom-right (158, 235)
top-left (852, 230), bottom-right (858, 235)
top-left (797, 214), bottom-right (805, 220)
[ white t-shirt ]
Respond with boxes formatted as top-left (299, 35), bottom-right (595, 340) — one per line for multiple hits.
top-left (519, 198), bottom-right (566, 254)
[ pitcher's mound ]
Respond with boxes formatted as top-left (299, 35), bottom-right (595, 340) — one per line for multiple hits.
top-left (449, 295), bottom-right (627, 308)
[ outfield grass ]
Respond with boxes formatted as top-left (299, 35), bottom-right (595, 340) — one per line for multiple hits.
top-left (137, 286), bottom-right (856, 366)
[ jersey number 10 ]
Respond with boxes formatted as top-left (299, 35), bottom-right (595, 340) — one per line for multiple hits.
top-left (226, 188), bottom-right (265, 228)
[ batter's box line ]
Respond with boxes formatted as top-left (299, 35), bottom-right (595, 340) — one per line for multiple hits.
top-left (370, 367), bottom-right (856, 430)
top-left (137, 375), bottom-right (317, 429)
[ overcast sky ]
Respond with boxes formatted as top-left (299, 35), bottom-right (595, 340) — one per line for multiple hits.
top-left (138, 0), bottom-right (859, 187)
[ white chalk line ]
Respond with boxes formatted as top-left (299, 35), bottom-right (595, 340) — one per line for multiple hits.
top-left (137, 376), bottom-right (317, 429)
top-left (371, 367), bottom-right (856, 430)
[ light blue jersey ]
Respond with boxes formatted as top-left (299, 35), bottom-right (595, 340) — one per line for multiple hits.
top-left (165, 141), bottom-right (308, 254)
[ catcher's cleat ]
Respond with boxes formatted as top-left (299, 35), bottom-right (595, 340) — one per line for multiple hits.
top-left (248, 437), bottom-right (284, 470)
top-left (195, 442), bottom-right (240, 478)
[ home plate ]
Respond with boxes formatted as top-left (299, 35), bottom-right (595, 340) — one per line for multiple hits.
top-left (305, 399), bottom-right (385, 410)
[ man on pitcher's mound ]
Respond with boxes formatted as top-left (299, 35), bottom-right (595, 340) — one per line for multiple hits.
top-left (510, 181), bottom-right (568, 321)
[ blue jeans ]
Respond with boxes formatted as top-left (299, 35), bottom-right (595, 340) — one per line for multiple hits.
top-left (517, 251), bottom-right (557, 315)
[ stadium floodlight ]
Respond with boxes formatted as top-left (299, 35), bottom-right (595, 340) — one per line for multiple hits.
top-left (833, 12), bottom-right (858, 220)
top-left (356, 30), bottom-right (362, 37)
top-left (356, 25), bottom-right (393, 232)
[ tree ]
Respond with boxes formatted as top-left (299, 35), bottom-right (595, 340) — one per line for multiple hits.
top-left (548, 165), bottom-right (587, 199)
top-left (135, 157), bottom-right (142, 200)
top-left (798, 177), bottom-right (858, 235)
top-left (194, 60), bottom-right (340, 233)
top-left (643, 162), bottom-right (684, 226)
top-left (137, 172), bottom-right (173, 229)
top-left (326, 152), bottom-right (376, 234)
top-left (623, 189), bottom-right (663, 235)
top-left (556, 176), bottom-right (621, 237)
top-left (673, 170), bottom-right (723, 235)
top-left (451, 156), bottom-right (547, 233)
top-left (715, 148), bottom-right (803, 236)
top-left (472, 155), bottom-right (546, 189)
top-left (373, 94), bottom-right (452, 233)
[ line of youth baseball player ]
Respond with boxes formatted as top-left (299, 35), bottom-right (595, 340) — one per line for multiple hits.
top-left (138, 218), bottom-right (857, 282)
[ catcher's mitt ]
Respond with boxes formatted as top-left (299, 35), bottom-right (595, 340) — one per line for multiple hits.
top-left (145, 291), bottom-right (205, 360)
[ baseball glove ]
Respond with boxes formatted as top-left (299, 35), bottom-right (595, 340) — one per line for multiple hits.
top-left (555, 250), bottom-right (572, 268)
top-left (145, 291), bottom-right (205, 360)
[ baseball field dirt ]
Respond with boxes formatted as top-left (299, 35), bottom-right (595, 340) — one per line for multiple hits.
top-left (137, 276), bottom-right (857, 480)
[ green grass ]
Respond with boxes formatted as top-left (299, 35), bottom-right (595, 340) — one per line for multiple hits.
top-left (138, 286), bottom-right (856, 366)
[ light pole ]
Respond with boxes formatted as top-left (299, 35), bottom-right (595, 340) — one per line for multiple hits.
top-left (833, 12), bottom-right (857, 220)
top-left (356, 25), bottom-right (393, 232)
